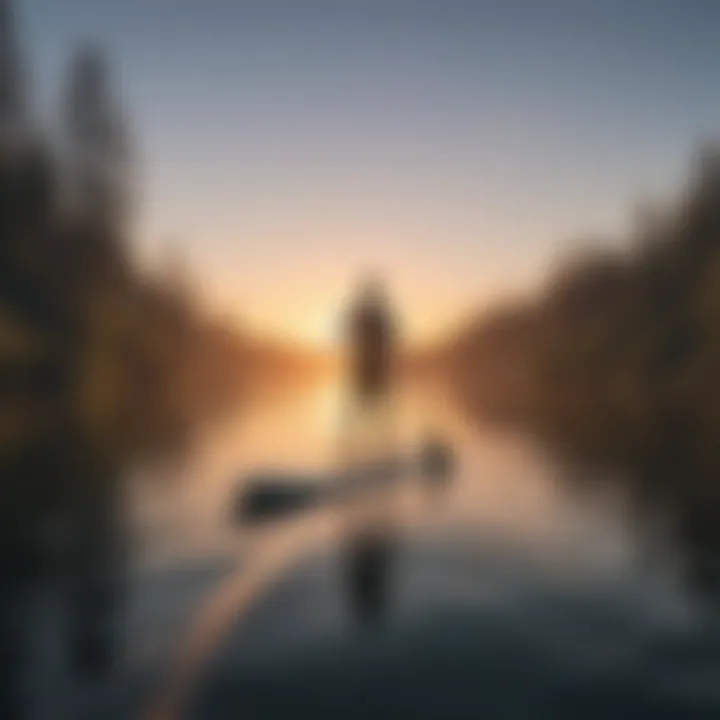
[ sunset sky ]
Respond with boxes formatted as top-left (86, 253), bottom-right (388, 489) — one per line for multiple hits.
top-left (20, 0), bottom-right (720, 343)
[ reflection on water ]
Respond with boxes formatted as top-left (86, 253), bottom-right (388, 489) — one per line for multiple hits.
top-left (131, 376), bottom-right (628, 576)
top-left (123, 377), bottom-right (718, 715)
top-left (17, 376), bottom-right (710, 718)
top-left (129, 378), bottom-right (344, 567)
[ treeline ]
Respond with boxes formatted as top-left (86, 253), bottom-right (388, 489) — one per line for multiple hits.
top-left (444, 146), bottom-right (720, 478)
top-left (438, 147), bottom-right (720, 594)
top-left (0, 6), bottom-right (325, 709)
top-left (0, 13), bottom-right (320, 464)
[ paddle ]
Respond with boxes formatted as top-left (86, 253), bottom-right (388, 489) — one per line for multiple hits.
top-left (232, 438), bottom-right (455, 526)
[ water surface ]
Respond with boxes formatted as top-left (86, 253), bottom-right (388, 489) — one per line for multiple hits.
top-left (122, 378), bottom-right (720, 719)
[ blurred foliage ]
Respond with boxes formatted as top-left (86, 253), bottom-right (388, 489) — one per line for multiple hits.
top-left (0, 6), bottom-right (306, 710)
top-left (0, 48), bottom-right (321, 468)
top-left (438, 146), bottom-right (720, 592)
top-left (0, 14), bottom-right (327, 603)
top-left (442, 148), bottom-right (720, 462)
top-left (0, 12), bottom-right (330, 706)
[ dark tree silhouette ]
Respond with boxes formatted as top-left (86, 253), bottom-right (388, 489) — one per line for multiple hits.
top-left (63, 44), bottom-right (131, 231)
top-left (0, 2), bottom-right (323, 715)
top-left (442, 145), bottom-right (720, 602)
top-left (0, 0), bottom-right (26, 139)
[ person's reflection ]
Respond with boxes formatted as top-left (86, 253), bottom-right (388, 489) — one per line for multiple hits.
top-left (340, 276), bottom-right (398, 628)
top-left (421, 433), bottom-right (455, 500)
top-left (343, 523), bottom-right (396, 627)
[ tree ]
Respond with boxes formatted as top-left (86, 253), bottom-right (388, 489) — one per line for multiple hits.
top-left (0, 0), bottom-right (27, 144)
top-left (63, 44), bottom-right (131, 231)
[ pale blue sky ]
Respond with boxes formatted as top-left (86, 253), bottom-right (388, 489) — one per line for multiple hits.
top-left (17, 0), bottom-right (720, 340)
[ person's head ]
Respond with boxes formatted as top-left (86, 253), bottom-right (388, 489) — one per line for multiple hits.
top-left (352, 272), bottom-right (392, 321)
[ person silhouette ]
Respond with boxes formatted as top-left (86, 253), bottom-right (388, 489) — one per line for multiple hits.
top-left (346, 275), bottom-right (395, 402)
top-left (340, 275), bottom-right (399, 628)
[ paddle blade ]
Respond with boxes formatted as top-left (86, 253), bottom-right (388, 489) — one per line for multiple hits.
top-left (232, 475), bottom-right (323, 526)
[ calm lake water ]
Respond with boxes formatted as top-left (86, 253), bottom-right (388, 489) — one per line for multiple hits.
top-left (114, 377), bottom-right (720, 719)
